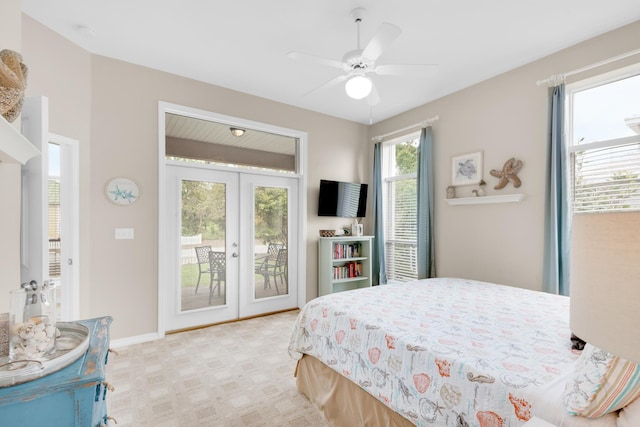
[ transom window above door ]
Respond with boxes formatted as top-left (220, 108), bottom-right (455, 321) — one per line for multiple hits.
top-left (165, 113), bottom-right (298, 173)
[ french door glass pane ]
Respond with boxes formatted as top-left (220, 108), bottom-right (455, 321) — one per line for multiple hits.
top-left (253, 186), bottom-right (288, 299)
top-left (180, 180), bottom-right (226, 311)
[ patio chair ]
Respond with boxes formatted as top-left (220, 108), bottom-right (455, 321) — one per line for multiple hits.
top-left (194, 245), bottom-right (212, 293)
top-left (255, 243), bottom-right (287, 295)
top-left (208, 251), bottom-right (226, 304)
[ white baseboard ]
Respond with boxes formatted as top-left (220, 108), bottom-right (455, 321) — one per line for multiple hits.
top-left (110, 331), bottom-right (163, 349)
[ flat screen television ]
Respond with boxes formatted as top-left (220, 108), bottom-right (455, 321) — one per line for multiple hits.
top-left (318, 179), bottom-right (368, 218)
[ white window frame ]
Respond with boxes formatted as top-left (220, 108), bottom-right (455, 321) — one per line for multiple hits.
top-left (381, 131), bottom-right (420, 283)
top-left (567, 63), bottom-right (640, 214)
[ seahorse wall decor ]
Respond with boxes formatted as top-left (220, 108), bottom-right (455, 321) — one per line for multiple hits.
top-left (490, 158), bottom-right (523, 190)
top-left (0, 49), bottom-right (28, 123)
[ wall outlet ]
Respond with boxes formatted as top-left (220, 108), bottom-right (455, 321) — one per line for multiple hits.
top-left (115, 228), bottom-right (134, 239)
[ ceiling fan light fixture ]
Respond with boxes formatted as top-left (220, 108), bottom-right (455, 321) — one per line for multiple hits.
top-left (230, 127), bottom-right (245, 137)
top-left (345, 75), bottom-right (372, 100)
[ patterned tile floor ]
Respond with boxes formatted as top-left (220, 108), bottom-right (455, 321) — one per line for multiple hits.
top-left (106, 310), bottom-right (328, 426)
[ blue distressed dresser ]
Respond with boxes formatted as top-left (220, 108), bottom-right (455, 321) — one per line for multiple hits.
top-left (0, 316), bottom-right (113, 426)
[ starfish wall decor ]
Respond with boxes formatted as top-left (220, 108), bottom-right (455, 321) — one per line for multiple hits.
top-left (490, 158), bottom-right (523, 190)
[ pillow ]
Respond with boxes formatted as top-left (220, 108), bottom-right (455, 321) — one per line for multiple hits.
top-left (617, 397), bottom-right (640, 427)
top-left (564, 343), bottom-right (640, 418)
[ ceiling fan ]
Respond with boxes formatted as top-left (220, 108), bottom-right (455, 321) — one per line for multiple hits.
top-left (288, 8), bottom-right (437, 103)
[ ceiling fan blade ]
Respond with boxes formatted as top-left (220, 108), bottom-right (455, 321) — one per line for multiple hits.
top-left (362, 22), bottom-right (402, 61)
top-left (287, 51), bottom-right (346, 70)
top-left (374, 64), bottom-right (438, 77)
top-left (303, 74), bottom-right (348, 96)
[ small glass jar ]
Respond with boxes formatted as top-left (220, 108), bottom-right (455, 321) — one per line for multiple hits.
top-left (9, 282), bottom-right (58, 361)
top-left (446, 186), bottom-right (456, 199)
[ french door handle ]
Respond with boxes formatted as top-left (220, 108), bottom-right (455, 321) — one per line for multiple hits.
top-left (232, 253), bottom-right (239, 258)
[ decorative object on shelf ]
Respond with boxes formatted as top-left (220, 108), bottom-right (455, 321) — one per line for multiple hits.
top-left (319, 229), bottom-right (335, 237)
top-left (0, 49), bottom-right (28, 123)
top-left (105, 177), bottom-right (140, 205)
top-left (451, 151), bottom-right (483, 186)
top-left (490, 158), bottom-right (523, 189)
top-left (471, 179), bottom-right (487, 197)
top-left (351, 219), bottom-right (363, 237)
top-left (446, 186), bottom-right (456, 199)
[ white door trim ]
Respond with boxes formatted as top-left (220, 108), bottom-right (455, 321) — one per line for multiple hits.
top-left (157, 101), bottom-right (307, 337)
top-left (49, 133), bottom-right (80, 321)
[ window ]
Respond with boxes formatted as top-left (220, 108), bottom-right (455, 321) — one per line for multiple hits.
top-left (382, 133), bottom-right (420, 282)
top-left (165, 113), bottom-right (298, 174)
top-left (568, 65), bottom-right (640, 213)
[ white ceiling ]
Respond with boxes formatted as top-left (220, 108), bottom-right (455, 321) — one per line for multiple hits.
top-left (22, 0), bottom-right (640, 125)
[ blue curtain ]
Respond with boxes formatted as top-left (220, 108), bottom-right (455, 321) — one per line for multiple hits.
top-left (372, 142), bottom-right (387, 285)
top-left (417, 127), bottom-right (435, 279)
top-left (543, 83), bottom-right (570, 295)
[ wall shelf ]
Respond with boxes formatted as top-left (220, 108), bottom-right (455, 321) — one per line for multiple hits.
top-left (0, 114), bottom-right (40, 164)
top-left (445, 193), bottom-right (525, 205)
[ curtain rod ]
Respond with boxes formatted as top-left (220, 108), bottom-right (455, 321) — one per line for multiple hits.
top-left (536, 48), bottom-right (640, 86)
top-left (372, 115), bottom-right (439, 142)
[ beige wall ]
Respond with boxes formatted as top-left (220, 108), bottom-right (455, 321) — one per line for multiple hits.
top-left (0, 0), bottom-right (24, 312)
top-left (21, 15), bottom-right (93, 314)
top-left (21, 16), bottom-right (368, 339)
top-left (370, 20), bottom-right (640, 291)
top-left (13, 12), bottom-right (640, 339)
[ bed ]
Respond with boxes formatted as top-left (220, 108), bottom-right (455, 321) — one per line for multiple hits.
top-left (288, 278), bottom-right (639, 426)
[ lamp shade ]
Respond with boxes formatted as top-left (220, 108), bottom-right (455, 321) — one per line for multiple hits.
top-left (345, 75), bottom-right (372, 100)
top-left (570, 211), bottom-right (640, 363)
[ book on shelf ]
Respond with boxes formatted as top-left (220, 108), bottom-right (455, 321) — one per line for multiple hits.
top-left (332, 242), bottom-right (362, 260)
top-left (332, 261), bottom-right (363, 280)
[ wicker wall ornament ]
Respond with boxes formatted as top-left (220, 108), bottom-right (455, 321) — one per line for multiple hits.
top-left (0, 49), bottom-right (28, 123)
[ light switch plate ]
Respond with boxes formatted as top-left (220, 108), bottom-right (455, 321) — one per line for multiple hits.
top-left (115, 228), bottom-right (134, 239)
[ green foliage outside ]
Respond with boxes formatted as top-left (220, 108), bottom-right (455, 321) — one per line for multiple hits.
top-left (181, 180), bottom-right (288, 245)
top-left (392, 140), bottom-right (418, 241)
top-left (395, 140), bottom-right (418, 175)
top-left (181, 180), bottom-right (226, 240)
top-left (254, 187), bottom-right (288, 245)
top-left (181, 263), bottom-right (199, 288)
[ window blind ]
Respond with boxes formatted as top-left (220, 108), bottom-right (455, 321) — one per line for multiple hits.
top-left (384, 178), bottom-right (418, 281)
top-left (572, 141), bottom-right (640, 213)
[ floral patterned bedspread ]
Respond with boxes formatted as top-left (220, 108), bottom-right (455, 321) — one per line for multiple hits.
top-left (288, 278), bottom-right (580, 427)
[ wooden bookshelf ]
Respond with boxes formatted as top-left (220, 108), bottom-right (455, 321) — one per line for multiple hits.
top-left (318, 235), bottom-right (373, 296)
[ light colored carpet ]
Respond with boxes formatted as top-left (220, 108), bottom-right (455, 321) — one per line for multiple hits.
top-left (106, 310), bottom-right (329, 426)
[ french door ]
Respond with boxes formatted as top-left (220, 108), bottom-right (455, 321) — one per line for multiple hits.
top-left (164, 164), bottom-right (298, 331)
